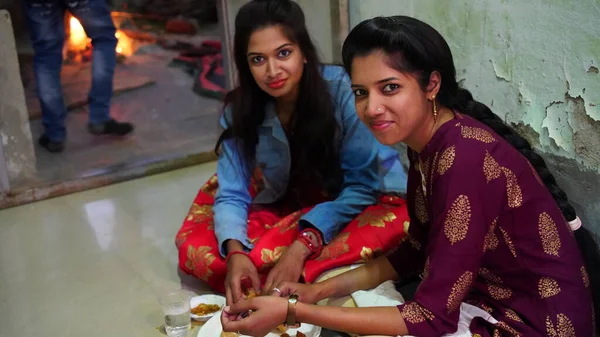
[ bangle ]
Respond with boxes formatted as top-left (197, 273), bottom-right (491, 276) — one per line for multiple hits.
top-left (226, 251), bottom-right (247, 264)
top-left (298, 229), bottom-right (323, 259)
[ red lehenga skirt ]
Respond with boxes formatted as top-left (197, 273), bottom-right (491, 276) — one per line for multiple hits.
top-left (176, 173), bottom-right (410, 293)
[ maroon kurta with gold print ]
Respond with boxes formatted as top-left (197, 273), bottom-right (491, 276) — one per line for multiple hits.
top-left (387, 113), bottom-right (594, 336)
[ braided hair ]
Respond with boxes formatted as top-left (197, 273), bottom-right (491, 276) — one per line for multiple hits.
top-left (342, 15), bottom-right (600, 333)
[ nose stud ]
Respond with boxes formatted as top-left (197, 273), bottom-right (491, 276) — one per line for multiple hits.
top-left (377, 107), bottom-right (383, 112)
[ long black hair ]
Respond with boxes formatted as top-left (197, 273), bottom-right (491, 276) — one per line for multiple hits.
top-left (215, 0), bottom-right (342, 193)
top-left (342, 15), bottom-right (600, 332)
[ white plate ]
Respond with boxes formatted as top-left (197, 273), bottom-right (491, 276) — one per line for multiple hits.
top-left (198, 309), bottom-right (321, 337)
top-left (190, 294), bottom-right (226, 322)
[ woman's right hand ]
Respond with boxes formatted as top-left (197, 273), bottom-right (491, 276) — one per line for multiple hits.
top-left (225, 253), bottom-right (261, 305)
top-left (271, 281), bottom-right (325, 304)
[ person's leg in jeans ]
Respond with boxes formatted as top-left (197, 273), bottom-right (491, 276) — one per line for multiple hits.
top-left (24, 0), bottom-right (67, 152)
top-left (67, 0), bottom-right (133, 135)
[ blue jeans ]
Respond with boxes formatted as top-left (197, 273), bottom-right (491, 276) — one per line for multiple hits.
top-left (24, 0), bottom-right (117, 142)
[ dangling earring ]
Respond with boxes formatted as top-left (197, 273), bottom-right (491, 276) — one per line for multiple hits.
top-left (432, 95), bottom-right (438, 122)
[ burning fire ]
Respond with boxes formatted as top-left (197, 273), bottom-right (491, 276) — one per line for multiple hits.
top-left (66, 15), bottom-right (133, 61)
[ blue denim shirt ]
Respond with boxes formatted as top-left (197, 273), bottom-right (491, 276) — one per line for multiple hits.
top-left (213, 65), bottom-right (408, 256)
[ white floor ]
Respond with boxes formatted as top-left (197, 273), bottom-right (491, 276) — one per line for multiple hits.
top-left (0, 162), bottom-right (217, 337)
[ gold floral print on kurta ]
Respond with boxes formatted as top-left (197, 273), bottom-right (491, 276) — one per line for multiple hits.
top-left (437, 145), bottom-right (456, 175)
top-left (581, 266), bottom-right (590, 288)
top-left (316, 232), bottom-right (350, 261)
top-left (422, 257), bottom-right (431, 280)
top-left (260, 246), bottom-right (287, 270)
top-left (461, 125), bottom-right (496, 144)
top-left (539, 212), bottom-right (562, 257)
top-left (414, 186), bottom-right (429, 224)
top-left (484, 217), bottom-right (500, 252)
top-left (538, 277), bottom-right (561, 299)
top-left (483, 151), bottom-right (502, 182)
top-left (272, 210), bottom-right (303, 233)
top-left (444, 195), bottom-right (471, 245)
top-left (501, 167), bottom-right (523, 208)
top-left (466, 299), bottom-right (494, 314)
top-left (547, 314), bottom-right (577, 337)
top-left (447, 271), bottom-right (473, 313)
top-left (401, 302), bottom-right (435, 324)
top-left (185, 245), bottom-right (216, 282)
top-left (500, 227), bottom-right (517, 257)
top-left (557, 314), bottom-right (576, 337)
top-left (356, 208), bottom-right (397, 228)
top-left (495, 321), bottom-right (522, 337)
top-left (505, 309), bottom-right (523, 323)
top-left (546, 316), bottom-right (557, 337)
top-left (480, 268), bottom-right (512, 300)
top-left (429, 152), bottom-right (440, 196)
top-left (409, 236), bottom-right (422, 251)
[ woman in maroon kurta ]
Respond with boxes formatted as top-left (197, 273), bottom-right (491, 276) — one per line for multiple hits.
top-left (219, 15), bottom-right (599, 337)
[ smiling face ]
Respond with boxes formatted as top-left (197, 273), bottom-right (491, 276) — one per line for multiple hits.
top-left (246, 25), bottom-right (305, 101)
top-left (350, 50), bottom-right (439, 147)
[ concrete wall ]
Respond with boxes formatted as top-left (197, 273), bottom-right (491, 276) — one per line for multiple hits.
top-left (0, 10), bottom-right (37, 190)
top-left (349, 0), bottom-right (600, 235)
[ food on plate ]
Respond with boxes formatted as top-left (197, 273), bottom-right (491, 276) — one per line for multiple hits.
top-left (276, 324), bottom-right (288, 333)
top-left (191, 303), bottom-right (221, 316)
top-left (280, 331), bottom-right (305, 337)
top-left (220, 332), bottom-right (239, 337)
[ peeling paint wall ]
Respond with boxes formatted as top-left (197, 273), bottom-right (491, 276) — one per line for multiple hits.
top-left (349, 0), bottom-right (600, 234)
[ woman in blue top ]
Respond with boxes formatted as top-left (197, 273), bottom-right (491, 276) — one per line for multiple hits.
top-left (175, 0), bottom-right (410, 305)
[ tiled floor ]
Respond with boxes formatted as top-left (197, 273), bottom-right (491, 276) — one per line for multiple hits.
top-left (0, 162), bottom-right (216, 337)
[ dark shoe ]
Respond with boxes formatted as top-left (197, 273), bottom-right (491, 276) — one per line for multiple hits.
top-left (38, 135), bottom-right (65, 153)
top-left (88, 119), bottom-right (134, 136)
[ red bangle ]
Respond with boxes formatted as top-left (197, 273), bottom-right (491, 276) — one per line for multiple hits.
top-left (297, 229), bottom-right (323, 259)
top-left (226, 251), bottom-right (248, 264)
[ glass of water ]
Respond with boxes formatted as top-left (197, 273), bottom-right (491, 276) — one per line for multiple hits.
top-left (159, 289), bottom-right (191, 337)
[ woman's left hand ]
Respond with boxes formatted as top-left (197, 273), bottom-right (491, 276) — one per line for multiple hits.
top-left (221, 296), bottom-right (288, 337)
top-left (263, 240), bottom-right (310, 293)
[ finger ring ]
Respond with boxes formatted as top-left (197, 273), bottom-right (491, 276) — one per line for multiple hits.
top-left (272, 287), bottom-right (281, 294)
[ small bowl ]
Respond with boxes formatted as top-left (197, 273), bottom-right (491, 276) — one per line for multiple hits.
top-left (190, 294), bottom-right (226, 322)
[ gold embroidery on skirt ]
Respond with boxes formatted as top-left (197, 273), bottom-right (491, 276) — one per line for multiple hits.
top-left (356, 208), bottom-right (397, 228)
top-left (316, 232), bottom-right (350, 261)
top-left (185, 245), bottom-right (216, 282)
top-left (260, 246), bottom-right (287, 270)
top-left (357, 246), bottom-right (382, 263)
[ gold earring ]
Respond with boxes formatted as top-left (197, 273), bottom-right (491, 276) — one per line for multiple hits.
top-left (432, 96), bottom-right (438, 121)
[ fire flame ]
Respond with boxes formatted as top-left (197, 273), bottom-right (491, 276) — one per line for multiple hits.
top-left (69, 17), bottom-right (89, 49)
top-left (67, 16), bottom-right (132, 58)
